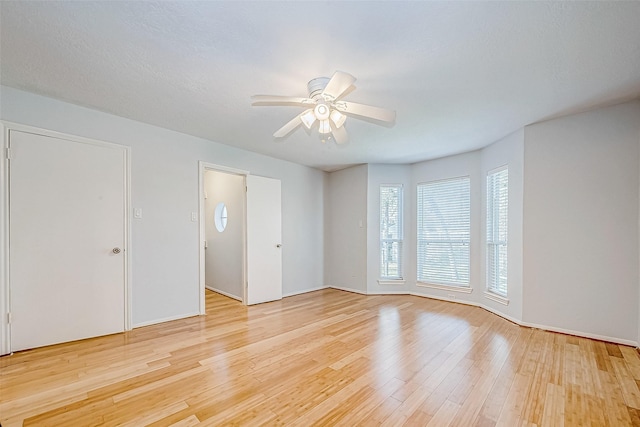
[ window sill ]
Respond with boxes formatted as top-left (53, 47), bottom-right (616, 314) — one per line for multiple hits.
top-left (484, 291), bottom-right (509, 305)
top-left (378, 279), bottom-right (405, 285)
top-left (416, 282), bottom-right (473, 293)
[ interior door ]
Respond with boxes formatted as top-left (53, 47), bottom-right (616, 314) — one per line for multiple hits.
top-left (246, 175), bottom-right (282, 305)
top-left (9, 130), bottom-right (126, 352)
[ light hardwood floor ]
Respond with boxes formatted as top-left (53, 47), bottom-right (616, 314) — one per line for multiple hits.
top-left (2, 289), bottom-right (640, 426)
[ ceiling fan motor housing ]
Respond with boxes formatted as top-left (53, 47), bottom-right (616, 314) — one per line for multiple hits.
top-left (307, 77), bottom-right (330, 100)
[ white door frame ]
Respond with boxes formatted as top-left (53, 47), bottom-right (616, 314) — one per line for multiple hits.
top-left (1, 122), bottom-right (9, 355)
top-left (198, 162), bottom-right (249, 313)
top-left (0, 121), bottom-right (132, 355)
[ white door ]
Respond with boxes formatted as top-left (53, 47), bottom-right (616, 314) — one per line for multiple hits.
top-left (9, 130), bottom-right (127, 352)
top-left (246, 175), bottom-right (282, 305)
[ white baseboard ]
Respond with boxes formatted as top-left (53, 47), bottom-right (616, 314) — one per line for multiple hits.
top-left (476, 301), bottom-right (523, 326)
top-left (408, 291), bottom-right (470, 307)
top-left (328, 285), bottom-right (367, 295)
top-left (283, 285), bottom-right (328, 298)
top-left (518, 320), bottom-right (638, 348)
top-left (132, 311), bottom-right (201, 329)
top-left (368, 290), bottom-right (412, 295)
top-left (405, 291), bottom-right (637, 347)
top-left (206, 286), bottom-right (242, 302)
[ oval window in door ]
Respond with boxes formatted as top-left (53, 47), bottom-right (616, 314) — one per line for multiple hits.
top-left (214, 202), bottom-right (228, 232)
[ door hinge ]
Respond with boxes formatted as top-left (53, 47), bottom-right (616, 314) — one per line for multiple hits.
top-left (7, 312), bottom-right (12, 324)
top-left (5, 147), bottom-right (12, 160)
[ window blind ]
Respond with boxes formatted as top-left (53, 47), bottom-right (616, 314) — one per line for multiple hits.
top-left (417, 177), bottom-right (470, 286)
top-left (487, 168), bottom-right (508, 296)
top-left (380, 185), bottom-right (403, 279)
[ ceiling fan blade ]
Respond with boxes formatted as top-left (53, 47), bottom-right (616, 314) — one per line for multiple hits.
top-left (321, 71), bottom-right (356, 101)
top-left (273, 111), bottom-right (307, 138)
top-left (251, 95), bottom-right (315, 106)
top-left (331, 124), bottom-right (349, 145)
top-left (334, 101), bottom-right (396, 123)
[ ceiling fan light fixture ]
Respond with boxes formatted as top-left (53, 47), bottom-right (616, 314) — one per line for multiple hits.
top-left (314, 103), bottom-right (330, 121)
top-left (318, 120), bottom-right (331, 134)
top-left (300, 109), bottom-right (316, 129)
top-left (329, 110), bottom-right (346, 128)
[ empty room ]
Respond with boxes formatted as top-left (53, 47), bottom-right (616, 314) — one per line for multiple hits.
top-left (2, 1), bottom-right (640, 425)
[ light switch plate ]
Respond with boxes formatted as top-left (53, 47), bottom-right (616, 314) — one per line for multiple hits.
top-left (134, 208), bottom-right (142, 219)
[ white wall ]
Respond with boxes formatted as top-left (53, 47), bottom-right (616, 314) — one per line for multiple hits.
top-left (204, 170), bottom-right (244, 299)
top-left (523, 101), bottom-right (640, 343)
top-left (325, 164), bottom-right (368, 293)
top-left (0, 86), bottom-right (325, 335)
top-left (366, 164), bottom-right (412, 294)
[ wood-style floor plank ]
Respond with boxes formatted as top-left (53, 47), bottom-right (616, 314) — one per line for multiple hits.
top-left (2, 289), bottom-right (640, 426)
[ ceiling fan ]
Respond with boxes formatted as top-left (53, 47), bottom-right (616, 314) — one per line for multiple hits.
top-left (251, 71), bottom-right (396, 144)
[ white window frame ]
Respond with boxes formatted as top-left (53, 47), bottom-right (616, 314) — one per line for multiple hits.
top-left (485, 166), bottom-right (509, 303)
top-left (379, 184), bottom-right (404, 282)
top-left (417, 176), bottom-right (471, 289)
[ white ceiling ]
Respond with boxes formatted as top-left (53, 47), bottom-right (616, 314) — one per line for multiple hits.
top-left (1, 1), bottom-right (640, 171)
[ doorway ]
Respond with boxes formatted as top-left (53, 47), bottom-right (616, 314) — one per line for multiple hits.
top-left (203, 169), bottom-right (245, 303)
top-left (198, 162), bottom-right (283, 312)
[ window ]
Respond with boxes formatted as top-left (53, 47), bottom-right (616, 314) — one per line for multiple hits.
top-left (214, 202), bottom-right (228, 232)
top-left (380, 185), bottom-right (403, 280)
top-left (487, 167), bottom-right (508, 296)
top-left (417, 177), bottom-right (470, 287)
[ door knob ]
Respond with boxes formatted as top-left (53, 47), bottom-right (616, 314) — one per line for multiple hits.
top-left (276, 244), bottom-right (282, 248)
top-left (112, 247), bottom-right (121, 254)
